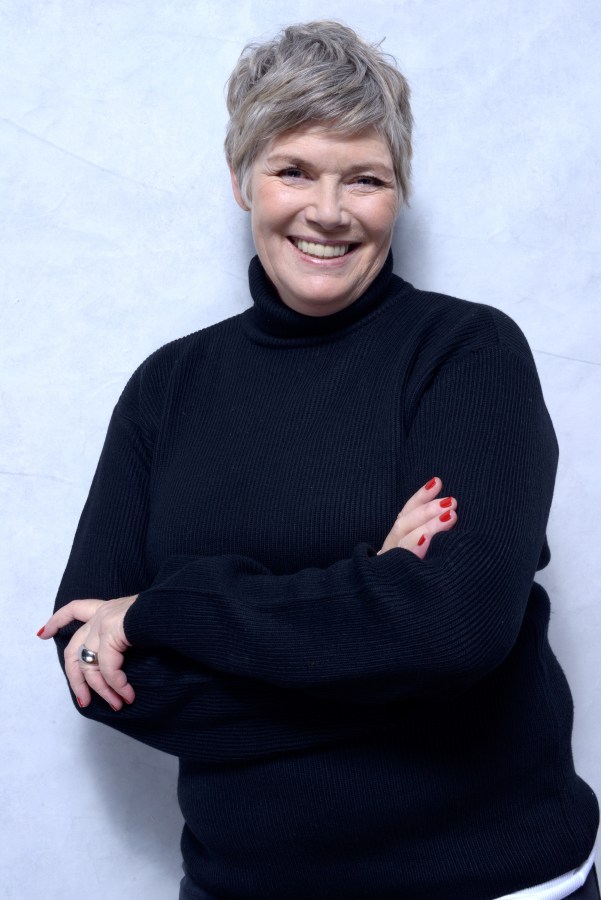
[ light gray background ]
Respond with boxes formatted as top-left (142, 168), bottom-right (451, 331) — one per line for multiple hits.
top-left (2, 1), bottom-right (600, 897)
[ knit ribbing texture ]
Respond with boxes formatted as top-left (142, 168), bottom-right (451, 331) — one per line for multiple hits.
top-left (54, 253), bottom-right (598, 899)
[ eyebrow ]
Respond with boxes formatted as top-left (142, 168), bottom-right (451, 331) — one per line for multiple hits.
top-left (265, 155), bottom-right (306, 168)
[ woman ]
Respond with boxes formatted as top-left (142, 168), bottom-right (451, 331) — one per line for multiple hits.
top-left (39, 21), bottom-right (598, 900)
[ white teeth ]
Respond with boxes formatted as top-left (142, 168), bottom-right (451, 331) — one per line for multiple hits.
top-left (294, 239), bottom-right (350, 258)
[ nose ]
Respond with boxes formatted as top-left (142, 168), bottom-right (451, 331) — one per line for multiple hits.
top-left (305, 180), bottom-right (349, 231)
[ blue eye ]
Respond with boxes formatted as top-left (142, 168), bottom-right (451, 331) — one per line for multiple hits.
top-left (355, 176), bottom-right (383, 187)
top-left (280, 168), bottom-right (304, 179)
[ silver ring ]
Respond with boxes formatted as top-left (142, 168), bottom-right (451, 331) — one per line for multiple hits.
top-left (78, 645), bottom-right (99, 666)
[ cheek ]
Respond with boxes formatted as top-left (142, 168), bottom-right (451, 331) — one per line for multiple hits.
top-left (251, 206), bottom-right (283, 248)
top-left (250, 209), bottom-right (274, 252)
top-left (369, 200), bottom-right (398, 244)
top-left (352, 192), bottom-right (398, 241)
top-left (255, 183), bottom-right (306, 224)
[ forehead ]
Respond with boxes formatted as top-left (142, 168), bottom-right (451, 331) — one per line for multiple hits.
top-left (259, 123), bottom-right (394, 169)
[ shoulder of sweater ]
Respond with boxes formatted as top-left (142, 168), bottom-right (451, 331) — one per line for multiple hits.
top-left (389, 277), bottom-right (536, 369)
top-left (114, 312), bottom-right (246, 431)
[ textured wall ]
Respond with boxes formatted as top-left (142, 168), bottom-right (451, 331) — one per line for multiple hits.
top-left (2, 1), bottom-right (600, 896)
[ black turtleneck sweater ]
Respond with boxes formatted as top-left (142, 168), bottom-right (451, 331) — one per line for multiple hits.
top-left (54, 254), bottom-right (598, 899)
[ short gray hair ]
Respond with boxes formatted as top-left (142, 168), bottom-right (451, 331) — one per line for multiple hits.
top-left (225, 20), bottom-right (413, 206)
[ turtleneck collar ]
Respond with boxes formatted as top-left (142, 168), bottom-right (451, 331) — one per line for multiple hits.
top-left (245, 251), bottom-right (397, 343)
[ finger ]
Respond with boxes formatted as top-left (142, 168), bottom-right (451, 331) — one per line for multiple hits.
top-left (67, 649), bottom-right (128, 710)
top-left (85, 664), bottom-right (129, 710)
top-left (63, 631), bottom-right (128, 711)
top-left (63, 632), bottom-right (94, 707)
top-left (37, 599), bottom-right (104, 639)
top-left (430, 506), bottom-right (458, 534)
top-left (410, 530), bottom-right (431, 560)
top-left (398, 477), bottom-right (442, 516)
top-left (402, 494), bottom-right (458, 532)
top-left (378, 479), bottom-right (448, 555)
top-left (383, 495), bottom-right (457, 553)
top-left (404, 508), bottom-right (459, 558)
top-left (97, 642), bottom-right (135, 706)
top-left (78, 664), bottom-right (127, 711)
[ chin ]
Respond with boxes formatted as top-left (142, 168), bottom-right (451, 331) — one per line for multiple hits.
top-left (283, 290), bottom-right (356, 316)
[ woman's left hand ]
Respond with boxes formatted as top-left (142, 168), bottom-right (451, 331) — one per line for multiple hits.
top-left (377, 477), bottom-right (457, 558)
top-left (38, 594), bottom-right (138, 710)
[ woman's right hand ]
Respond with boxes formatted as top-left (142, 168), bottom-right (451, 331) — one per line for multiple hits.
top-left (378, 477), bottom-right (457, 559)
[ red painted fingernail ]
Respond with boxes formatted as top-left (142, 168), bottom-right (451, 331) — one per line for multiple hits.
top-left (36, 626), bottom-right (45, 637)
top-left (417, 534), bottom-right (426, 546)
top-left (77, 697), bottom-right (84, 707)
top-left (425, 478), bottom-right (436, 490)
top-left (439, 497), bottom-right (452, 508)
top-left (439, 511), bottom-right (452, 522)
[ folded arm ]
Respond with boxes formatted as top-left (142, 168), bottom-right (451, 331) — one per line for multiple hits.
top-left (41, 477), bottom-right (457, 708)
top-left (121, 347), bottom-right (557, 700)
top-left (44, 344), bottom-right (557, 756)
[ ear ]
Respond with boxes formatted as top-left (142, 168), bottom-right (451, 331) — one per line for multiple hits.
top-left (230, 168), bottom-right (250, 211)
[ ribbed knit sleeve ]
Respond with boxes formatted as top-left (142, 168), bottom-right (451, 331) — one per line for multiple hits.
top-left (124, 346), bottom-right (558, 702)
top-left (52, 356), bottom-right (267, 758)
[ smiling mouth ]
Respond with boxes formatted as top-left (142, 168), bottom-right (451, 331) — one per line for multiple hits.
top-left (290, 238), bottom-right (357, 259)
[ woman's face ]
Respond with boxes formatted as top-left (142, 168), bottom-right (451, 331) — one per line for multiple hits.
top-left (231, 124), bottom-right (400, 316)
